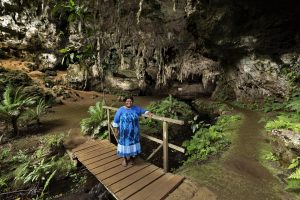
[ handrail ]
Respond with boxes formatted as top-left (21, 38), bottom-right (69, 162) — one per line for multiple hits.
top-left (103, 105), bottom-right (185, 172)
top-left (103, 105), bottom-right (184, 125)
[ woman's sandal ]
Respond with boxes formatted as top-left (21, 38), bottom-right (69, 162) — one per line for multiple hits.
top-left (121, 159), bottom-right (127, 167)
top-left (128, 157), bottom-right (135, 165)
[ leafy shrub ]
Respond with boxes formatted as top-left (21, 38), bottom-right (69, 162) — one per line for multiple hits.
top-left (0, 178), bottom-right (7, 192)
top-left (0, 86), bottom-right (36, 135)
top-left (286, 96), bottom-right (300, 114)
top-left (12, 150), bottom-right (29, 163)
top-left (286, 157), bottom-right (300, 192)
top-left (263, 152), bottom-right (278, 161)
top-left (41, 133), bottom-right (65, 157)
top-left (0, 147), bottom-right (11, 160)
top-left (80, 101), bottom-right (108, 139)
top-left (265, 114), bottom-right (300, 133)
top-left (24, 98), bottom-right (48, 125)
top-left (14, 158), bottom-right (55, 189)
top-left (183, 125), bottom-right (229, 161)
top-left (183, 115), bottom-right (240, 162)
top-left (146, 95), bottom-right (194, 120)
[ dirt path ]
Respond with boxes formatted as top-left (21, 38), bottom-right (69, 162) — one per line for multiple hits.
top-left (167, 109), bottom-right (296, 200)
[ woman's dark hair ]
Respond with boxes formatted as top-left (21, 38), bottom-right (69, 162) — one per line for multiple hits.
top-left (123, 96), bottom-right (134, 102)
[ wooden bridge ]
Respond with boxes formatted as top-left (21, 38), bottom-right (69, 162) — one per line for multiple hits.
top-left (71, 106), bottom-right (186, 200)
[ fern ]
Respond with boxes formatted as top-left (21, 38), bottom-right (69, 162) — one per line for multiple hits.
top-left (286, 96), bottom-right (300, 114)
top-left (289, 168), bottom-right (300, 179)
top-left (80, 100), bottom-right (107, 138)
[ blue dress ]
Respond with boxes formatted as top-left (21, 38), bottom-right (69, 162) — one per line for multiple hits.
top-left (113, 106), bottom-right (148, 157)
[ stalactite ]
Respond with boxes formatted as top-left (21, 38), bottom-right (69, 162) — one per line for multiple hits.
top-left (136, 0), bottom-right (144, 25)
top-left (173, 0), bottom-right (177, 12)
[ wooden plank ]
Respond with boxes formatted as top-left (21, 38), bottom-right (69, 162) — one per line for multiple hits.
top-left (81, 150), bottom-right (116, 165)
top-left (145, 175), bottom-right (184, 200)
top-left (75, 144), bottom-right (112, 156)
top-left (163, 121), bottom-right (169, 173)
top-left (103, 161), bottom-right (150, 186)
top-left (109, 165), bottom-right (159, 193)
top-left (96, 163), bottom-right (134, 180)
top-left (85, 154), bottom-right (120, 170)
top-left (76, 148), bottom-right (115, 162)
top-left (73, 140), bottom-right (109, 154)
top-left (115, 168), bottom-right (164, 199)
top-left (107, 109), bottom-right (111, 143)
top-left (147, 144), bottom-right (163, 161)
top-left (90, 158), bottom-right (124, 175)
top-left (127, 174), bottom-right (184, 200)
top-left (72, 140), bottom-right (98, 153)
top-left (140, 134), bottom-right (185, 153)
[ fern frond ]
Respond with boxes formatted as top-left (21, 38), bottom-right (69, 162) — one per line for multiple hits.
top-left (289, 168), bottom-right (300, 179)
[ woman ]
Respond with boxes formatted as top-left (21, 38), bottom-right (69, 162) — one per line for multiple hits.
top-left (113, 96), bottom-right (153, 167)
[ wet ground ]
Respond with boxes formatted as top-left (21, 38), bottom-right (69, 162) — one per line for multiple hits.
top-left (176, 108), bottom-right (297, 200)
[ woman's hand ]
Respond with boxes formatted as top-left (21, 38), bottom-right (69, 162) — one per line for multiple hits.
top-left (146, 112), bottom-right (154, 118)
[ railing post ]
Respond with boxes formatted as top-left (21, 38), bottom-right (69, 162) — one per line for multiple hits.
top-left (107, 109), bottom-right (111, 143)
top-left (163, 121), bottom-right (169, 173)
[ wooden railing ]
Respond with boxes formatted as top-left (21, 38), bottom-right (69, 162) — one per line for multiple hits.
top-left (103, 105), bottom-right (185, 173)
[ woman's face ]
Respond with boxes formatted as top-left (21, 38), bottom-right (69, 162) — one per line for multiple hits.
top-left (124, 99), bottom-right (133, 108)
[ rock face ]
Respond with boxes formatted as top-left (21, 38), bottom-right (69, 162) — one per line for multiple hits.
top-left (270, 129), bottom-right (300, 164)
top-left (0, 0), bottom-right (299, 100)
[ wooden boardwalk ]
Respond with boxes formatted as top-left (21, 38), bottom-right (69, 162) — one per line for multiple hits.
top-left (72, 139), bottom-right (184, 200)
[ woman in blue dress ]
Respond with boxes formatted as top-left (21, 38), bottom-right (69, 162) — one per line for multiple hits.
top-left (113, 96), bottom-right (153, 167)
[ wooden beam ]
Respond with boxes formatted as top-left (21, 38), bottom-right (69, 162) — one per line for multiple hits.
top-left (163, 121), bottom-right (169, 173)
top-left (146, 144), bottom-right (163, 161)
top-left (107, 109), bottom-right (111, 143)
top-left (140, 134), bottom-right (185, 153)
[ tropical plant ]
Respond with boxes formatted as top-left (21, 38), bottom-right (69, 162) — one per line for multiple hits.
top-left (24, 98), bottom-right (48, 125)
top-left (0, 86), bottom-right (36, 135)
top-left (286, 96), bottom-right (300, 114)
top-left (52, 0), bottom-right (87, 32)
top-left (265, 114), bottom-right (300, 133)
top-left (80, 100), bottom-right (108, 138)
top-left (12, 150), bottom-right (29, 163)
top-left (0, 178), bottom-right (7, 192)
top-left (146, 95), bottom-right (194, 120)
top-left (0, 147), bottom-right (11, 160)
top-left (286, 157), bottom-right (300, 192)
top-left (183, 114), bottom-right (240, 162)
top-left (15, 158), bottom-right (56, 186)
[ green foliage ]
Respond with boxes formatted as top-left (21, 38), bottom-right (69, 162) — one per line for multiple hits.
top-left (192, 99), bottom-right (232, 115)
top-left (15, 158), bottom-right (56, 187)
top-left (146, 95), bottom-right (194, 120)
top-left (52, 0), bottom-right (86, 23)
top-left (183, 115), bottom-right (240, 162)
top-left (80, 101), bottom-right (108, 138)
top-left (286, 157), bottom-right (300, 192)
top-left (262, 97), bottom-right (287, 113)
top-left (24, 98), bottom-right (48, 125)
top-left (265, 113), bottom-right (300, 133)
top-left (0, 86), bottom-right (37, 134)
top-left (43, 133), bottom-right (65, 150)
top-left (0, 147), bottom-right (11, 160)
top-left (263, 152), bottom-right (278, 161)
top-left (12, 150), bottom-right (29, 163)
top-left (183, 125), bottom-right (229, 161)
top-left (286, 96), bottom-right (300, 114)
top-left (0, 177), bottom-right (7, 192)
